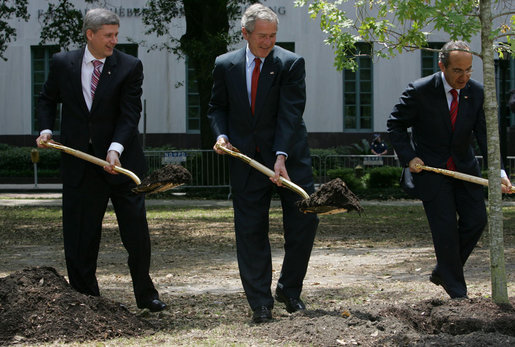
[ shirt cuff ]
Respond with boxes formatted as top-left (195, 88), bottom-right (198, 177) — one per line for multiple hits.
top-left (276, 151), bottom-right (288, 159)
top-left (40, 129), bottom-right (52, 136)
top-left (501, 169), bottom-right (508, 179)
top-left (108, 142), bottom-right (124, 156)
top-left (217, 134), bottom-right (229, 142)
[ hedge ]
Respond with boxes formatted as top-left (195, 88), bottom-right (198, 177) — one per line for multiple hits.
top-left (0, 145), bottom-right (61, 177)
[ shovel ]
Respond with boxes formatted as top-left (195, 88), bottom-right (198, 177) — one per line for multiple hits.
top-left (215, 143), bottom-right (363, 215)
top-left (415, 164), bottom-right (515, 192)
top-left (41, 140), bottom-right (191, 194)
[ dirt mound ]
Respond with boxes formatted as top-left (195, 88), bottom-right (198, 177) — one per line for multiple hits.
top-left (253, 298), bottom-right (515, 346)
top-left (0, 267), bottom-right (153, 345)
top-left (297, 178), bottom-right (364, 214)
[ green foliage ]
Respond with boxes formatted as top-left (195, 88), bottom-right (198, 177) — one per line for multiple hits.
top-left (38, 0), bottom-right (91, 49)
top-left (0, 0), bottom-right (29, 60)
top-left (326, 167), bottom-right (365, 191)
top-left (0, 144), bottom-right (60, 177)
top-left (295, 0), bottom-right (513, 71)
top-left (368, 166), bottom-right (403, 189)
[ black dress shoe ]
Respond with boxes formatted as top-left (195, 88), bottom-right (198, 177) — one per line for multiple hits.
top-left (139, 299), bottom-right (167, 312)
top-left (252, 306), bottom-right (272, 323)
top-left (275, 288), bottom-right (306, 313)
top-left (430, 273), bottom-right (468, 299)
top-left (429, 273), bottom-right (444, 286)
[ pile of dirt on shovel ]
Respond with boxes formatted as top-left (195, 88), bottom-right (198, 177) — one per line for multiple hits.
top-left (297, 178), bottom-right (364, 214)
top-left (0, 267), bottom-right (154, 345)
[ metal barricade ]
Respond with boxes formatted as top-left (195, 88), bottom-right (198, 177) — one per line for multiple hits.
top-left (144, 150), bottom-right (231, 191)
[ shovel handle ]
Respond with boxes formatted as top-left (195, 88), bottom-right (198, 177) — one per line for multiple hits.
top-left (42, 140), bottom-right (141, 185)
top-left (416, 164), bottom-right (515, 192)
top-left (215, 143), bottom-right (310, 199)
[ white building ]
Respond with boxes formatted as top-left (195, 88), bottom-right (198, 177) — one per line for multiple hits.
top-left (0, 0), bottom-right (513, 152)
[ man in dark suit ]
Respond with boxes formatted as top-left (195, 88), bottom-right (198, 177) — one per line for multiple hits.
top-left (387, 41), bottom-right (512, 299)
top-left (35, 8), bottom-right (165, 312)
top-left (208, 3), bottom-right (319, 323)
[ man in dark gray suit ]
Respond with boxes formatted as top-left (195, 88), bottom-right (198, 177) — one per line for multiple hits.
top-left (36, 8), bottom-right (165, 312)
top-left (388, 41), bottom-right (512, 299)
top-left (208, 3), bottom-right (319, 323)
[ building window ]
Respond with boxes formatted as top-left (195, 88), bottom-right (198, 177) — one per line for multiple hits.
top-left (276, 42), bottom-right (295, 52)
top-left (343, 43), bottom-right (372, 131)
top-left (186, 57), bottom-right (201, 134)
top-left (31, 45), bottom-right (60, 134)
top-left (495, 56), bottom-right (515, 126)
top-left (116, 44), bottom-right (138, 57)
top-left (421, 42), bottom-right (444, 77)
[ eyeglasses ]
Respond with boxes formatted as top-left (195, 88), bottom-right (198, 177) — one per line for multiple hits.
top-left (450, 68), bottom-right (473, 76)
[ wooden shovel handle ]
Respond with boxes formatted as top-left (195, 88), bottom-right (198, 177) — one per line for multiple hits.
top-left (215, 143), bottom-right (310, 199)
top-left (416, 164), bottom-right (515, 192)
top-left (42, 140), bottom-right (141, 185)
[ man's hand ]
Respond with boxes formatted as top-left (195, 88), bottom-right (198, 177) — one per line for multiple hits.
top-left (271, 154), bottom-right (290, 187)
top-left (213, 136), bottom-right (233, 155)
top-left (408, 157), bottom-right (424, 173)
top-left (501, 177), bottom-right (513, 194)
top-left (104, 150), bottom-right (120, 175)
top-left (36, 133), bottom-right (52, 148)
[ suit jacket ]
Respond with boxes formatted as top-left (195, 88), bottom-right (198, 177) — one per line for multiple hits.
top-left (208, 46), bottom-right (313, 192)
top-left (387, 72), bottom-right (487, 201)
top-left (37, 48), bottom-right (147, 186)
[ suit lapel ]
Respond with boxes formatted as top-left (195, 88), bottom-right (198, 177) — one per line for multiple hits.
top-left (227, 48), bottom-right (252, 122)
top-left (253, 48), bottom-right (279, 123)
top-left (434, 73), bottom-right (453, 135)
top-left (71, 48), bottom-right (89, 115)
top-left (90, 51), bottom-right (117, 114)
top-left (454, 82), bottom-right (471, 133)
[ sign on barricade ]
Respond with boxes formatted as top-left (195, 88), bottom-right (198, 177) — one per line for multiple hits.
top-left (162, 152), bottom-right (187, 164)
top-left (363, 156), bottom-right (383, 166)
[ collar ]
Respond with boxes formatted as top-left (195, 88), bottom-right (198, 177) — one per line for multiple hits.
top-left (83, 45), bottom-right (107, 65)
top-left (440, 71), bottom-right (460, 95)
top-left (245, 45), bottom-right (263, 68)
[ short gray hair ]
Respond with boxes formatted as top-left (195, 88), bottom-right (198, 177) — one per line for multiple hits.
top-left (241, 3), bottom-right (278, 33)
top-left (439, 41), bottom-right (471, 67)
top-left (82, 8), bottom-right (120, 39)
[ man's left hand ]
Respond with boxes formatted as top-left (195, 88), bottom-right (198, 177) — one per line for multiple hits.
top-left (501, 177), bottom-right (513, 194)
top-left (104, 150), bottom-right (120, 175)
top-left (271, 154), bottom-right (290, 187)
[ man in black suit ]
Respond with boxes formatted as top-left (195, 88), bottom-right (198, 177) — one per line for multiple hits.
top-left (387, 41), bottom-right (512, 299)
top-left (35, 8), bottom-right (165, 312)
top-left (208, 3), bottom-right (319, 323)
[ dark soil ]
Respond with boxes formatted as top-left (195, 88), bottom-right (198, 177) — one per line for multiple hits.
top-left (134, 164), bottom-right (192, 194)
top-left (297, 178), bottom-right (364, 214)
top-left (0, 267), bottom-right (153, 345)
top-left (1, 267), bottom-right (514, 346)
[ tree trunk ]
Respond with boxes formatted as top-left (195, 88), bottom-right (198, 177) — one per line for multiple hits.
top-left (479, 0), bottom-right (509, 305)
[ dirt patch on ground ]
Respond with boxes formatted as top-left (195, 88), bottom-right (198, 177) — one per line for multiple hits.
top-left (0, 267), bottom-right (153, 345)
top-left (1, 266), bottom-right (513, 346)
top-left (0, 202), bottom-right (514, 345)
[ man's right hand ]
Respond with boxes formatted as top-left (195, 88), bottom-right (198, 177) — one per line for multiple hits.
top-left (36, 133), bottom-right (53, 148)
top-left (408, 157), bottom-right (424, 173)
top-left (213, 136), bottom-right (233, 155)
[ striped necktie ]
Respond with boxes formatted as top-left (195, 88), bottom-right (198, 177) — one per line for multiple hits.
top-left (91, 60), bottom-right (103, 100)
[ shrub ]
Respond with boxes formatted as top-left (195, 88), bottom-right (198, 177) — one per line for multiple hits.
top-left (0, 144), bottom-right (61, 177)
top-left (368, 166), bottom-right (403, 189)
top-left (326, 167), bottom-right (364, 191)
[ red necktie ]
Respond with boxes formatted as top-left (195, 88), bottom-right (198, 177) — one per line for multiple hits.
top-left (251, 57), bottom-right (261, 115)
top-left (446, 89), bottom-right (458, 171)
top-left (91, 60), bottom-right (103, 100)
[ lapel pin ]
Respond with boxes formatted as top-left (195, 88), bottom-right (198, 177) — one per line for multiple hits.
top-left (108, 71), bottom-right (111, 75)
top-left (464, 95), bottom-right (468, 99)
top-left (270, 71), bottom-right (275, 75)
